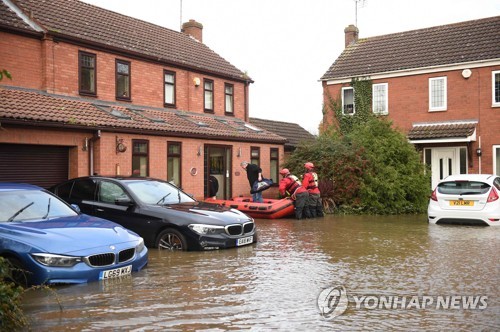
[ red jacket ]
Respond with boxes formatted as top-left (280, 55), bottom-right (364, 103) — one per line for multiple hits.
top-left (302, 171), bottom-right (320, 194)
top-left (279, 175), bottom-right (307, 199)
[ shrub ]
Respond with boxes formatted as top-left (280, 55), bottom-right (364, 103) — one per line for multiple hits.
top-left (0, 257), bottom-right (28, 330)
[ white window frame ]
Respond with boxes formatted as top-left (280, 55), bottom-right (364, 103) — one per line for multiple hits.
top-left (429, 76), bottom-right (447, 112)
top-left (492, 71), bottom-right (500, 107)
top-left (341, 87), bottom-right (355, 115)
top-left (372, 83), bottom-right (388, 115)
top-left (494, 145), bottom-right (500, 176)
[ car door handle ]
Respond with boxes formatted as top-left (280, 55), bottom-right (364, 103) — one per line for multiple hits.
top-left (96, 208), bottom-right (104, 212)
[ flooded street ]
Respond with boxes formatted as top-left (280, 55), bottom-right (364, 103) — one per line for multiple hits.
top-left (23, 215), bottom-right (499, 331)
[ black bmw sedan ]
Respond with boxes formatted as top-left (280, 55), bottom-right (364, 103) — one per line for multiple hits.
top-left (51, 176), bottom-right (256, 251)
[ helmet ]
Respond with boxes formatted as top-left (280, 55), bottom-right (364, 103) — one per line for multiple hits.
top-left (279, 168), bottom-right (290, 176)
top-left (304, 162), bottom-right (314, 170)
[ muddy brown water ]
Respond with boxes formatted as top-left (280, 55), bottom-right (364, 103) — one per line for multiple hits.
top-left (22, 215), bottom-right (499, 331)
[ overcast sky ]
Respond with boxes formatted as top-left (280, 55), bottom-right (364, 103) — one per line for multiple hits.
top-left (82, 0), bottom-right (499, 134)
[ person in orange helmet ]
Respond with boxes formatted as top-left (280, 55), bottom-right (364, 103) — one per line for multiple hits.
top-left (302, 162), bottom-right (324, 217)
top-left (279, 168), bottom-right (310, 219)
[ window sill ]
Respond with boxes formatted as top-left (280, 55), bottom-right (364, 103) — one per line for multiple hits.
top-left (116, 97), bottom-right (131, 102)
top-left (428, 109), bottom-right (447, 112)
top-left (79, 92), bottom-right (97, 98)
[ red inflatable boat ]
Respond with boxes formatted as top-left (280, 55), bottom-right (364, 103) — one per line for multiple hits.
top-left (204, 197), bottom-right (295, 219)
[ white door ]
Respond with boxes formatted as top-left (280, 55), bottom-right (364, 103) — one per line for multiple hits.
top-left (431, 148), bottom-right (458, 189)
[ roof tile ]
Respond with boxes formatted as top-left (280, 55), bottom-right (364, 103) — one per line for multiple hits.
top-left (8, 0), bottom-right (249, 81)
top-left (322, 16), bottom-right (500, 80)
top-left (0, 87), bottom-right (286, 143)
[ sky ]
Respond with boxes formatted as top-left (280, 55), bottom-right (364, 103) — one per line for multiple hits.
top-left (82, 0), bottom-right (499, 134)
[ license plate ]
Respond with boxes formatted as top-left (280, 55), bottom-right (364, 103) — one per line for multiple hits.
top-left (450, 200), bottom-right (474, 206)
top-left (100, 265), bottom-right (132, 280)
top-left (237, 236), bottom-right (253, 246)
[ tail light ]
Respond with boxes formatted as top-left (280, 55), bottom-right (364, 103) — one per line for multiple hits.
top-left (487, 188), bottom-right (499, 203)
top-left (430, 188), bottom-right (438, 201)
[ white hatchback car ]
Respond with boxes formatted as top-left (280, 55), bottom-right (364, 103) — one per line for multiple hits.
top-left (428, 174), bottom-right (500, 226)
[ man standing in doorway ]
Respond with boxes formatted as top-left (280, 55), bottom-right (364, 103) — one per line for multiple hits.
top-left (241, 161), bottom-right (264, 203)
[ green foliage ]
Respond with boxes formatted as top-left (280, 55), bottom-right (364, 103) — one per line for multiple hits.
top-left (325, 77), bottom-right (375, 136)
top-left (284, 132), bottom-right (368, 213)
top-left (0, 258), bottom-right (28, 330)
top-left (0, 69), bottom-right (12, 81)
top-left (293, 77), bottom-right (430, 214)
top-left (346, 118), bottom-right (430, 214)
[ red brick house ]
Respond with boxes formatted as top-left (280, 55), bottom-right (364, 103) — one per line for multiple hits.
top-left (321, 17), bottom-right (500, 189)
top-left (0, 0), bottom-right (287, 199)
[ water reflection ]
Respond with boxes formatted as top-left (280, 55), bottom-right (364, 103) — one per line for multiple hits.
top-left (23, 215), bottom-right (499, 331)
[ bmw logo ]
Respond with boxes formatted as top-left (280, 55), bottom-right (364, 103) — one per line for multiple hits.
top-left (109, 245), bottom-right (116, 250)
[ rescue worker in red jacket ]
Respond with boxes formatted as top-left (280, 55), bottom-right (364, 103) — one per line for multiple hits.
top-left (302, 162), bottom-right (324, 217)
top-left (279, 168), bottom-right (310, 220)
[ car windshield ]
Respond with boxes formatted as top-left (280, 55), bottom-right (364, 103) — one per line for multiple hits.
top-left (125, 180), bottom-right (195, 205)
top-left (0, 190), bottom-right (78, 222)
top-left (437, 181), bottom-right (491, 195)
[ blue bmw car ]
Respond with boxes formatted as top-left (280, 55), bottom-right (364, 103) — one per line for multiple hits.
top-left (0, 183), bottom-right (148, 286)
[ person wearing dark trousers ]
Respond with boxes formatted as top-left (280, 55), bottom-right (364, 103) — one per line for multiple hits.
top-left (279, 168), bottom-right (310, 219)
top-left (302, 162), bottom-right (324, 217)
top-left (240, 161), bottom-right (264, 203)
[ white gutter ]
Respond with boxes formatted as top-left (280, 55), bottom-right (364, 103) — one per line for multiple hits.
top-left (324, 59), bottom-right (500, 85)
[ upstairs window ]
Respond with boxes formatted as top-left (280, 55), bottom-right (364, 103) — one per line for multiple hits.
top-left (204, 79), bottom-right (214, 113)
top-left (429, 77), bottom-right (447, 111)
top-left (79, 51), bottom-right (96, 96)
top-left (493, 71), bottom-right (500, 107)
top-left (116, 60), bottom-right (131, 100)
top-left (132, 140), bottom-right (149, 177)
top-left (342, 87), bottom-right (355, 115)
top-left (225, 83), bottom-right (234, 115)
top-left (372, 83), bottom-right (388, 115)
top-left (164, 71), bottom-right (176, 108)
top-left (250, 146), bottom-right (260, 166)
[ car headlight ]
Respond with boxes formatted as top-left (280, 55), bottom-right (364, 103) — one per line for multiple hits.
top-left (189, 224), bottom-right (225, 235)
top-left (31, 253), bottom-right (81, 267)
top-left (136, 238), bottom-right (145, 253)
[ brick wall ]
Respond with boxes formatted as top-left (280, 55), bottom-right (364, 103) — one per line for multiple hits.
top-left (323, 66), bottom-right (500, 174)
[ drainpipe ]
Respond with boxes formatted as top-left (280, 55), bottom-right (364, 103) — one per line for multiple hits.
top-left (478, 136), bottom-right (482, 174)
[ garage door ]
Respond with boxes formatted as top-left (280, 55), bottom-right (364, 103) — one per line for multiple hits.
top-left (0, 144), bottom-right (69, 188)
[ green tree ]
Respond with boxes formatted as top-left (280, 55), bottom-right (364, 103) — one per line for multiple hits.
top-left (290, 77), bottom-right (429, 214)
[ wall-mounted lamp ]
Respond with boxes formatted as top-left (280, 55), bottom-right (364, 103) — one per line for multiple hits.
top-left (237, 147), bottom-right (242, 158)
top-left (462, 69), bottom-right (472, 79)
top-left (197, 145), bottom-right (202, 156)
top-left (193, 77), bottom-right (201, 86)
top-left (476, 148), bottom-right (482, 157)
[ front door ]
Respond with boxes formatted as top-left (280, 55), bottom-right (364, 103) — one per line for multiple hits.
top-left (431, 148), bottom-right (458, 189)
top-left (204, 145), bottom-right (232, 199)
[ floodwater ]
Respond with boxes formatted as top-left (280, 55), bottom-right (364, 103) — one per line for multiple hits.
top-left (22, 215), bottom-right (499, 331)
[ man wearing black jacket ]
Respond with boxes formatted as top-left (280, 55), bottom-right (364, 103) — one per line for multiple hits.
top-left (240, 161), bottom-right (263, 203)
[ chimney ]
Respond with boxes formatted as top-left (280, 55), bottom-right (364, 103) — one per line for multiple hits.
top-left (182, 19), bottom-right (203, 42)
top-left (344, 24), bottom-right (359, 48)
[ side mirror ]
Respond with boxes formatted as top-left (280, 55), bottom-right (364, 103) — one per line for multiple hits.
top-left (71, 204), bottom-right (81, 213)
top-left (115, 197), bottom-right (134, 207)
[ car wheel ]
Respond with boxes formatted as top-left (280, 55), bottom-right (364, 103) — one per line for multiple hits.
top-left (156, 228), bottom-right (187, 250)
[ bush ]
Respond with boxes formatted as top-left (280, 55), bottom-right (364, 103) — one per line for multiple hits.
top-left (0, 257), bottom-right (28, 330)
top-left (346, 118), bottom-right (430, 214)
top-left (285, 118), bottom-right (430, 214)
